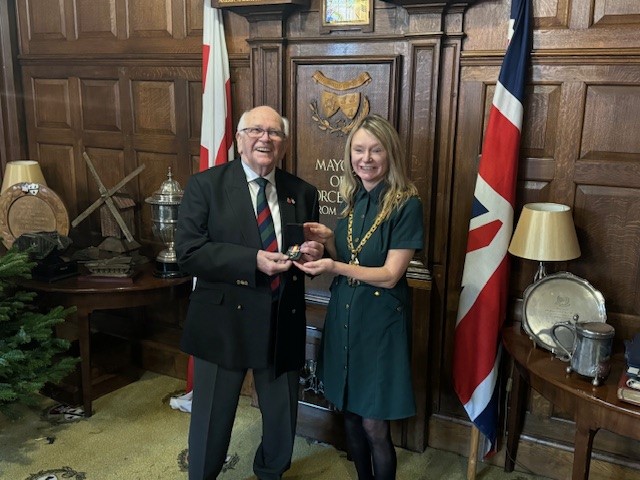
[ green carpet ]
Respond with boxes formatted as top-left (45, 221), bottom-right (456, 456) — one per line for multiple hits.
top-left (0, 372), bottom-right (545, 479)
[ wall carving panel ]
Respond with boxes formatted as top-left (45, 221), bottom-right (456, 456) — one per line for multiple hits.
top-left (129, 0), bottom-right (173, 38)
top-left (16, 0), bottom-right (201, 55)
top-left (81, 80), bottom-right (122, 132)
top-left (76, 0), bottom-right (117, 39)
top-left (535, 0), bottom-right (570, 28)
top-left (132, 81), bottom-right (177, 135)
top-left (25, 0), bottom-right (68, 41)
top-left (462, 0), bottom-right (640, 51)
top-left (521, 85), bottom-right (561, 158)
top-left (33, 79), bottom-right (72, 129)
top-left (580, 85), bottom-right (640, 161)
top-left (593, 0), bottom-right (640, 26)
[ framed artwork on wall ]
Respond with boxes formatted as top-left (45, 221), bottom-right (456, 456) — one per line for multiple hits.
top-left (321, 0), bottom-right (373, 33)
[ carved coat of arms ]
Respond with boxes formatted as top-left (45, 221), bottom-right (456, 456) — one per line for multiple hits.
top-left (310, 71), bottom-right (371, 136)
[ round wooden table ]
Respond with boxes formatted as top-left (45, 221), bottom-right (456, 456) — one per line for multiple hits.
top-left (503, 323), bottom-right (640, 479)
top-left (23, 262), bottom-right (191, 416)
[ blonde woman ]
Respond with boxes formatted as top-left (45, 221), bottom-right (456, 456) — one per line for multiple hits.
top-left (297, 114), bottom-right (424, 480)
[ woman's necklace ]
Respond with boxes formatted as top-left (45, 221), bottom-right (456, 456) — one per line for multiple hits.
top-left (346, 206), bottom-right (388, 286)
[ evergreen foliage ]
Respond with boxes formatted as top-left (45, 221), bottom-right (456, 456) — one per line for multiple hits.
top-left (0, 248), bottom-right (77, 416)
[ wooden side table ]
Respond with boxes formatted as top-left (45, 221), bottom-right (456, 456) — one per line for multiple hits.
top-left (503, 324), bottom-right (640, 480)
top-left (23, 263), bottom-right (191, 416)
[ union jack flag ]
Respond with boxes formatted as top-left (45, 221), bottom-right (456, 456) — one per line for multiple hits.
top-left (453, 0), bottom-right (533, 457)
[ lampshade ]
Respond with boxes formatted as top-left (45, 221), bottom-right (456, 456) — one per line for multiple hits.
top-left (508, 202), bottom-right (581, 261)
top-left (1, 160), bottom-right (47, 193)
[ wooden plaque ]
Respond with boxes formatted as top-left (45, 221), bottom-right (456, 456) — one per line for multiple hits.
top-left (0, 183), bottom-right (69, 249)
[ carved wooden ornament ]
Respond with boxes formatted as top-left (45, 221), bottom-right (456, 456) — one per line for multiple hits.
top-left (310, 71), bottom-right (371, 136)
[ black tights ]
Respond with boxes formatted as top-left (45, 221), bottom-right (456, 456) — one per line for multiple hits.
top-left (343, 410), bottom-right (397, 480)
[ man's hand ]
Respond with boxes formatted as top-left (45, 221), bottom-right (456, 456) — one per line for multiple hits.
top-left (257, 250), bottom-right (292, 275)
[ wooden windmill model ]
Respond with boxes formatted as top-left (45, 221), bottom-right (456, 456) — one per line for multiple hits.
top-left (72, 152), bottom-right (146, 253)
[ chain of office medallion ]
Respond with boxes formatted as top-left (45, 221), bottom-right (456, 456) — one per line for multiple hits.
top-left (346, 205), bottom-right (390, 260)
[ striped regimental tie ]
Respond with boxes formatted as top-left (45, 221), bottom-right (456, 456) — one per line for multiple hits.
top-left (255, 177), bottom-right (280, 298)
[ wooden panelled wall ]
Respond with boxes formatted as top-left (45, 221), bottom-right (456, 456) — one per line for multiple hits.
top-left (1, 0), bottom-right (640, 478)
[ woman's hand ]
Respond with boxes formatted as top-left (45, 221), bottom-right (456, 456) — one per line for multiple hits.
top-left (304, 222), bottom-right (333, 245)
top-left (298, 240), bottom-right (324, 263)
top-left (293, 258), bottom-right (334, 276)
top-left (304, 222), bottom-right (337, 259)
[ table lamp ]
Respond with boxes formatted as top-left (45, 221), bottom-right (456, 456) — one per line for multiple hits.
top-left (508, 202), bottom-right (581, 282)
top-left (1, 160), bottom-right (47, 193)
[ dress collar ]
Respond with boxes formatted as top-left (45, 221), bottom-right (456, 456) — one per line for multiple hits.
top-left (354, 181), bottom-right (387, 205)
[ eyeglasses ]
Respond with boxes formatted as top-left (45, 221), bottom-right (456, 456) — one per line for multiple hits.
top-left (240, 127), bottom-right (286, 140)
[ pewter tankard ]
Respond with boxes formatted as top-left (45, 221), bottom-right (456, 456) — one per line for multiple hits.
top-left (551, 321), bottom-right (615, 386)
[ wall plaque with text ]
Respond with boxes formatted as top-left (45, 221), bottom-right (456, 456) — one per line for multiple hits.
top-left (0, 183), bottom-right (69, 249)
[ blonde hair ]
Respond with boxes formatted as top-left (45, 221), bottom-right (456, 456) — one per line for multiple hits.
top-left (339, 114), bottom-right (418, 220)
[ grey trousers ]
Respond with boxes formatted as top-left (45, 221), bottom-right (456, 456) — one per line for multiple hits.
top-left (187, 357), bottom-right (299, 480)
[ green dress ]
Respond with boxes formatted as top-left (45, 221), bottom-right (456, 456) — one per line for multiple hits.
top-left (318, 183), bottom-right (424, 420)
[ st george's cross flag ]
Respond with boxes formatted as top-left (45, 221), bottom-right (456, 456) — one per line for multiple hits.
top-left (199, 0), bottom-right (234, 171)
top-left (171, 1), bottom-right (234, 413)
top-left (452, 0), bottom-right (532, 457)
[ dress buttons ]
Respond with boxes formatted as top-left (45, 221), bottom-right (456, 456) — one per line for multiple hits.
top-left (396, 306), bottom-right (402, 312)
top-left (293, 275), bottom-right (298, 281)
top-left (374, 291), bottom-right (380, 296)
top-left (345, 304), bottom-right (349, 309)
top-left (291, 309), bottom-right (296, 314)
top-left (237, 305), bottom-right (242, 310)
top-left (354, 237), bottom-right (360, 243)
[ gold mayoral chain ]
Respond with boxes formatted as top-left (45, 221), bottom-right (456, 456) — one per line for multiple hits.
top-left (346, 206), bottom-right (389, 287)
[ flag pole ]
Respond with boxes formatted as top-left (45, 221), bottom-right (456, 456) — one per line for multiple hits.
top-left (466, 425), bottom-right (480, 480)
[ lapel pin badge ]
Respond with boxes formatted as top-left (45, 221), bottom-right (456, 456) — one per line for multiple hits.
top-left (287, 197), bottom-right (296, 204)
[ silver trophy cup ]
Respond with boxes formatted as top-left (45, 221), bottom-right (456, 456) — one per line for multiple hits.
top-left (145, 167), bottom-right (187, 278)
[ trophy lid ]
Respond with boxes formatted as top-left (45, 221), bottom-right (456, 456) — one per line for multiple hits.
top-left (145, 167), bottom-right (183, 205)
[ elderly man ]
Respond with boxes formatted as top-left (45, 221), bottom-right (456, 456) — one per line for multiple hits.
top-left (175, 105), bottom-right (323, 480)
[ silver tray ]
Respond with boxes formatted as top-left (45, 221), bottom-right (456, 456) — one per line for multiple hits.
top-left (522, 272), bottom-right (606, 354)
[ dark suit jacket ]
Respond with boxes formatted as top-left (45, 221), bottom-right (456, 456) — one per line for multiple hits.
top-left (175, 159), bottom-right (320, 376)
